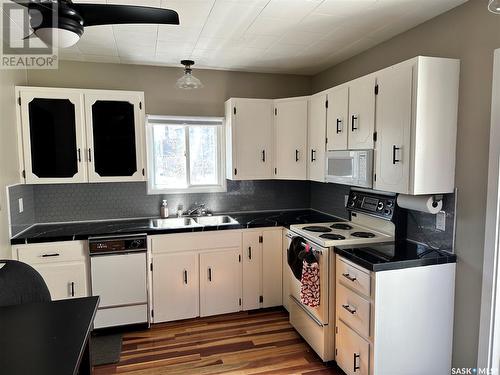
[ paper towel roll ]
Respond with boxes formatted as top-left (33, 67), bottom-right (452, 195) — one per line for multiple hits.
top-left (397, 194), bottom-right (443, 214)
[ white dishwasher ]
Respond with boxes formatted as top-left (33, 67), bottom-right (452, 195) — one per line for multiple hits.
top-left (89, 234), bottom-right (149, 329)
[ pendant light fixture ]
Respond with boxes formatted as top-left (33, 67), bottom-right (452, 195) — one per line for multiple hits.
top-left (176, 60), bottom-right (204, 89)
top-left (488, 0), bottom-right (500, 13)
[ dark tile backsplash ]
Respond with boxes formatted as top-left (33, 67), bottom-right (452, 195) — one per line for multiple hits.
top-left (8, 180), bottom-right (456, 251)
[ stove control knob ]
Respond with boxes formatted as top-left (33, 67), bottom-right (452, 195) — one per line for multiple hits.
top-left (384, 209), bottom-right (392, 216)
top-left (349, 200), bottom-right (355, 207)
top-left (377, 202), bottom-right (384, 211)
top-left (386, 200), bottom-right (394, 208)
top-left (130, 240), bottom-right (142, 249)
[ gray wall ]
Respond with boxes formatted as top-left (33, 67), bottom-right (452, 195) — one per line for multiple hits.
top-left (26, 61), bottom-right (311, 116)
top-left (312, 0), bottom-right (496, 367)
top-left (0, 69), bottom-right (27, 258)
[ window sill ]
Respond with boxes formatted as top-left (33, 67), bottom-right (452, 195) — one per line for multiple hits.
top-left (147, 184), bottom-right (227, 195)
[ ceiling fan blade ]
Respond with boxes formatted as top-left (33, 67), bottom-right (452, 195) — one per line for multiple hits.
top-left (72, 4), bottom-right (180, 27)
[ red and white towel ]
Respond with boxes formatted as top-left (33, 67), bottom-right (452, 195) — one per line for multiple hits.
top-left (300, 259), bottom-right (320, 308)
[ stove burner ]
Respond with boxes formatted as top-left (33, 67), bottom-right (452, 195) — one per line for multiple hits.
top-left (302, 226), bottom-right (332, 233)
top-left (351, 231), bottom-right (376, 238)
top-left (320, 233), bottom-right (346, 240)
top-left (331, 223), bottom-right (353, 230)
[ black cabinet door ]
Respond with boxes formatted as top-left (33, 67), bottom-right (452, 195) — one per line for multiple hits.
top-left (88, 97), bottom-right (142, 180)
top-left (20, 91), bottom-right (86, 183)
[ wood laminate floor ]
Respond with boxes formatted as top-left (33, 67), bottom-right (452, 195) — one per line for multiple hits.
top-left (94, 308), bottom-right (343, 375)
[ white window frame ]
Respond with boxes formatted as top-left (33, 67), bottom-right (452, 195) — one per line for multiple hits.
top-left (146, 115), bottom-right (226, 194)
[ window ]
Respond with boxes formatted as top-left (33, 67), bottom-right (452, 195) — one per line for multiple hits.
top-left (146, 115), bottom-right (225, 193)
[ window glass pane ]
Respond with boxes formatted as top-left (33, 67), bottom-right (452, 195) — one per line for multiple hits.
top-left (189, 126), bottom-right (218, 185)
top-left (153, 125), bottom-right (187, 188)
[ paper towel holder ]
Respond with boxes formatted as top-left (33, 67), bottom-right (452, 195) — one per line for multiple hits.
top-left (432, 194), bottom-right (444, 208)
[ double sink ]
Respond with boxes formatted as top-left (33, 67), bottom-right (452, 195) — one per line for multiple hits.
top-left (149, 215), bottom-right (239, 229)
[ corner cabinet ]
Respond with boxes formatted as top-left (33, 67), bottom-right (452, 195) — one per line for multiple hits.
top-left (373, 57), bottom-right (459, 194)
top-left (225, 98), bottom-right (274, 180)
top-left (307, 93), bottom-right (328, 182)
top-left (16, 86), bottom-right (146, 184)
top-left (273, 97), bottom-right (308, 180)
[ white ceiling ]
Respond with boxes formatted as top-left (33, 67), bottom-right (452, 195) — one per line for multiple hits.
top-left (10, 0), bottom-right (468, 75)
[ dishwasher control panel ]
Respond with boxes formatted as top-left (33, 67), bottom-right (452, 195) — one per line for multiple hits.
top-left (89, 235), bottom-right (147, 255)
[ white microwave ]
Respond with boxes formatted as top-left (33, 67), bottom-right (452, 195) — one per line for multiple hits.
top-left (325, 150), bottom-right (373, 188)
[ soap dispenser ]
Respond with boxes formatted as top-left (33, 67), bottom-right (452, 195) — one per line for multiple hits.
top-left (160, 200), bottom-right (169, 219)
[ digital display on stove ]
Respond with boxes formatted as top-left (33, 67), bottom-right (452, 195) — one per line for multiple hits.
top-left (361, 197), bottom-right (379, 211)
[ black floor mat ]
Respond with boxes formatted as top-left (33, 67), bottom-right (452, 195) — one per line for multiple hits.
top-left (91, 333), bottom-right (122, 366)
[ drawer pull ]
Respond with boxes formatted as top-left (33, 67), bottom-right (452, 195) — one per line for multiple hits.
top-left (342, 272), bottom-right (356, 282)
top-left (342, 304), bottom-right (357, 315)
top-left (41, 253), bottom-right (60, 258)
top-left (183, 270), bottom-right (188, 285)
top-left (353, 353), bottom-right (360, 372)
top-left (70, 281), bottom-right (75, 297)
top-left (208, 267), bottom-right (212, 282)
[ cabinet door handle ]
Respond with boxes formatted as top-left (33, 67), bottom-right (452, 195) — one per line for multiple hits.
top-left (77, 148), bottom-right (81, 163)
top-left (41, 253), bottom-right (60, 258)
top-left (392, 145), bottom-right (401, 164)
top-left (336, 118), bottom-right (342, 134)
top-left (311, 149), bottom-right (316, 162)
top-left (88, 148), bottom-right (92, 162)
top-left (342, 304), bottom-right (357, 314)
top-left (248, 246), bottom-right (252, 260)
top-left (342, 272), bottom-right (356, 282)
top-left (208, 267), bottom-right (212, 282)
top-left (70, 281), bottom-right (75, 297)
top-left (295, 149), bottom-right (299, 162)
top-left (261, 150), bottom-right (266, 162)
top-left (351, 114), bottom-right (358, 131)
top-left (183, 270), bottom-right (188, 285)
top-left (353, 353), bottom-right (360, 372)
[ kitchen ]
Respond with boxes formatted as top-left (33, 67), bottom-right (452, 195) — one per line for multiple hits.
top-left (0, 0), bottom-right (499, 374)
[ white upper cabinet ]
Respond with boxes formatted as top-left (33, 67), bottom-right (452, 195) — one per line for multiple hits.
top-left (16, 86), bottom-right (146, 184)
top-left (348, 75), bottom-right (376, 150)
top-left (326, 85), bottom-right (349, 151)
top-left (85, 91), bottom-right (145, 183)
top-left (374, 57), bottom-right (460, 194)
top-left (18, 88), bottom-right (88, 184)
top-left (225, 98), bottom-right (274, 180)
top-left (273, 97), bottom-right (308, 180)
top-left (308, 93), bottom-right (328, 182)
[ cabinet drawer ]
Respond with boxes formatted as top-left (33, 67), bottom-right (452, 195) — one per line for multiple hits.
top-left (336, 320), bottom-right (370, 375)
top-left (337, 256), bottom-right (371, 297)
top-left (14, 241), bottom-right (87, 264)
top-left (337, 283), bottom-right (370, 338)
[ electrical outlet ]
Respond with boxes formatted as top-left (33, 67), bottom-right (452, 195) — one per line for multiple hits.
top-left (436, 210), bottom-right (446, 231)
top-left (18, 198), bottom-right (23, 213)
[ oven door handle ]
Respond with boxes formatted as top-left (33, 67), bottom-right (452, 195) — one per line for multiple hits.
top-left (290, 295), bottom-right (324, 327)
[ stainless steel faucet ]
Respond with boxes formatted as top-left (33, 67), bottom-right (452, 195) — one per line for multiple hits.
top-left (185, 203), bottom-right (207, 216)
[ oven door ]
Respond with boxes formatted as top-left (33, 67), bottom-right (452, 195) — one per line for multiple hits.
top-left (288, 239), bottom-right (329, 325)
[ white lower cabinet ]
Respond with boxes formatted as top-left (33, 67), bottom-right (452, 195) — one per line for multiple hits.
top-left (200, 248), bottom-right (242, 317)
top-left (335, 255), bottom-right (456, 375)
top-left (336, 320), bottom-right (369, 375)
top-left (151, 228), bottom-right (282, 323)
top-left (242, 232), bottom-right (262, 310)
top-left (261, 228), bottom-right (282, 308)
top-left (152, 252), bottom-right (199, 322)
top-left (11, 241), bottom-right (89, 300)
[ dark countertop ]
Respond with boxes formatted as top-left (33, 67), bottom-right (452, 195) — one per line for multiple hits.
top-left (334, 240), bottom-right (457, 272)
top-left (11, 209), bottom-right (340, 245)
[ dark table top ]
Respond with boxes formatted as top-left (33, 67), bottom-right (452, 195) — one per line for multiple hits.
top-left (11, 209), bottom-right (341, 245)
top-left (0, 296), bottom-right (99, 375)
top-left (334, 240), bottom-right (457, 271)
